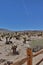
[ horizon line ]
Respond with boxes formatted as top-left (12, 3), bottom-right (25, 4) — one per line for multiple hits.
top-left (0, 28), bottom-right (43, 32)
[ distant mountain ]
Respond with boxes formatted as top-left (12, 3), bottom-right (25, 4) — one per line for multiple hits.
top-left (0, 28), bottom-right (43, 33)
top-left (0, 28), bottom-right (11, 32)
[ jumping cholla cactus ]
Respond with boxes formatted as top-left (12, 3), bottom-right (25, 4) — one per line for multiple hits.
top-left (4, 61), bottom-right (13, 65)
top-left (11, 45), bottom-right (19, 55)
top-left (0, 36), bottom-right (2, 41)
top-left (23, 37), bottom-right (26, 44)
top-left (5, 37), bottom-right (9, 44)
top-left (5, 36), bottom-right (13, 44)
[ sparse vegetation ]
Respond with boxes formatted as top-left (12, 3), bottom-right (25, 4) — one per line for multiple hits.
top-left (0, 30), bottom-right (43, 65)
top-left (31, 39), bottom-right (43, 52)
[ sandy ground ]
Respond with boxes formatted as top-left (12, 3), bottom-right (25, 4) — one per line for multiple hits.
top-left (0, 37), bottom-right (43, 65)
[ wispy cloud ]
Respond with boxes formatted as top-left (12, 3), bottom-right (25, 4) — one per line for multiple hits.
top-left (22, 0), bottom-right (32, 17)
top-left (22, 0), bottom-right (29, 16)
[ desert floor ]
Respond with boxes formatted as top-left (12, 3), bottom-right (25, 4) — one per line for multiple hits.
top-left (0, 36), bottom-right (43, 65)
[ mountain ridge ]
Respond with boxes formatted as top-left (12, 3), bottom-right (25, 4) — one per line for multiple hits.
top-left (0, 28), bottom-right (43, 32)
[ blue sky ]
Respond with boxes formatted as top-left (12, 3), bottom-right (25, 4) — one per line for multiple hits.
top-left (0, 0), bottom-right (43, 31)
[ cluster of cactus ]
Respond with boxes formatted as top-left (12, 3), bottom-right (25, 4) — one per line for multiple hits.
top-left (37, 32), bottom-right (42, 36)
top-left (4, 61), bottom-right (13, 65)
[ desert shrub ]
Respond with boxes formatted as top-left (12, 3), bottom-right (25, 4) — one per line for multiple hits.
top-left (31, 38), bottom-right (43, 52)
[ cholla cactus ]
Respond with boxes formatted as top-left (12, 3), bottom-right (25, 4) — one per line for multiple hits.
top-left (23, 37), bottom-right (26, 44)
top-left (5, 37), bottom-right (9, 44)
top-left (11, 45), bottom-right (19, 55)
top-left (11, 45), bottom-right (17, 54)
top-left (0, 37), bottom-right (2, 41)
top-left (5, 36), bottom-right (13, 44)
top-left (4, 61), bottom-right (13, 65)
